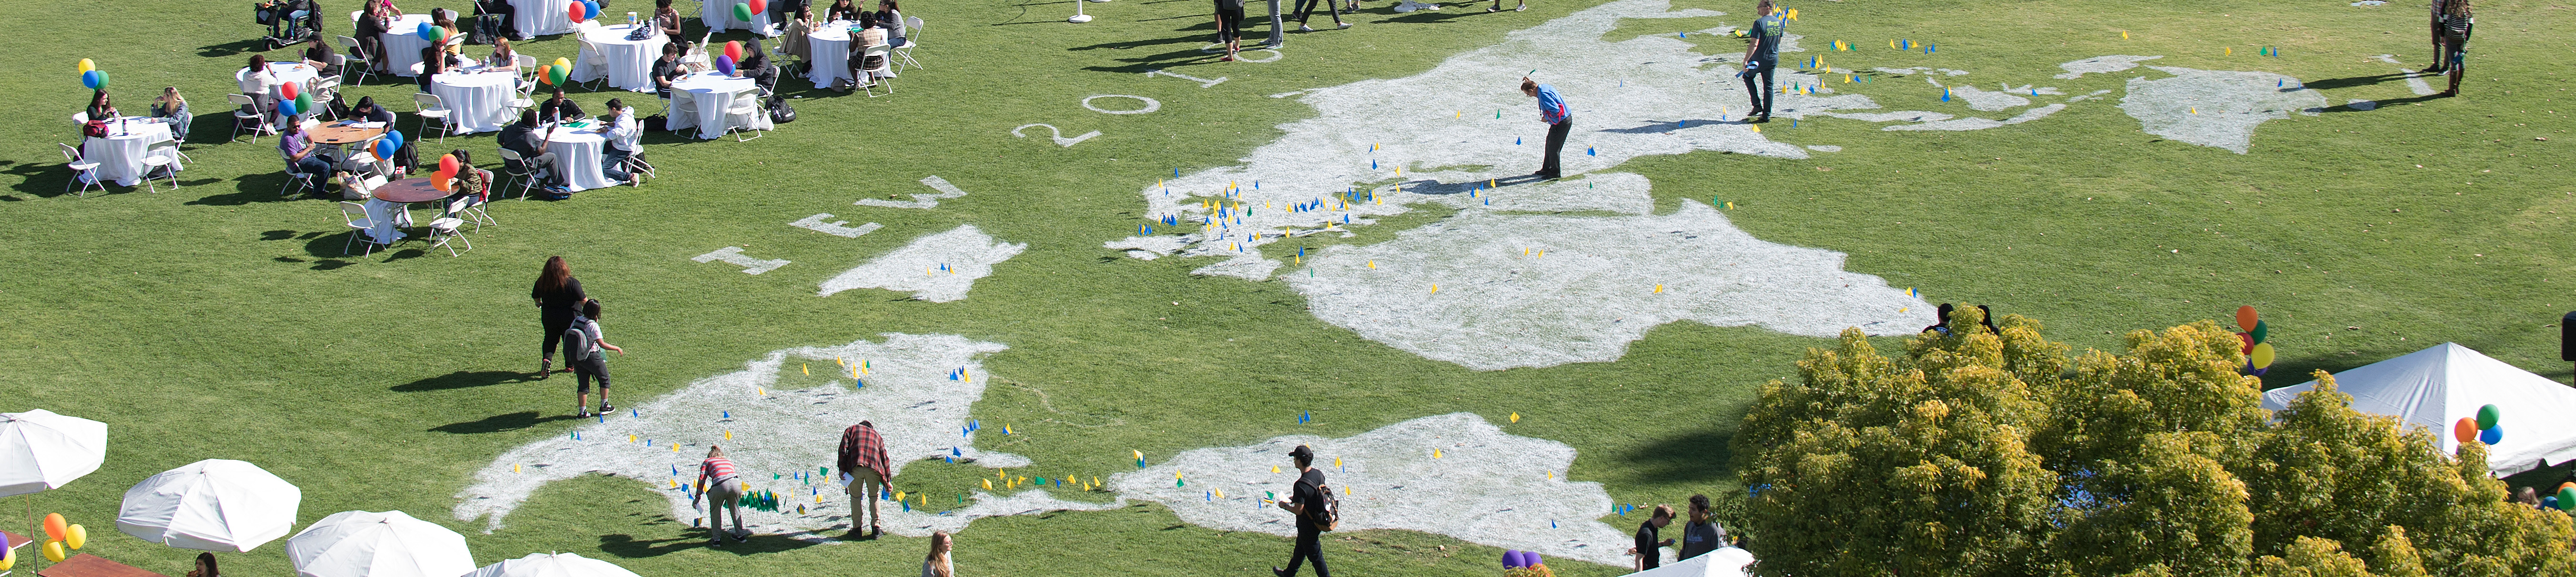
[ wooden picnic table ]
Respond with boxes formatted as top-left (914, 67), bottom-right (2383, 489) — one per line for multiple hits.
top-left (37, 553), bottom-right (172, 577)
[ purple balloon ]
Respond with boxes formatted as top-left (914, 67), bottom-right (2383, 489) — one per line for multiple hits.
top-left (715, 54), bottom-right (737, 76)
top-left (1524, 552), bottom-right (1542, 567)
top-left (1503, 550), bottom-right (1525, 568)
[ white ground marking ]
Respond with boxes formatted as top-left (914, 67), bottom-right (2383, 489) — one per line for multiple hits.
top-left (2373, 54), bottom-right (2440, 96)
top-left (2119, 66), bottom-right (2326, 154)
top-left (1113, 413), bottom-right (1635, 566)
top-left (454, 334), bottom-right (1075, 537)
top-left (791, 214), bottom-right (884, 238)
top-left (856, 176), bottom-right (970, 209)
top-left (1884, 103), bottom-right (2066, 132)
top-left (1942, 84), bottom-right (2031, 112)
top-left (693, 247), bottom-right (791, 275)
top-left (2055, 55), bottom-right (2163, 79)
top-left (1082, 94), bottom-right (1163, 114)
top-left (1282, 200), bottom-right (1928, 371)
top-left (1012, 124), bottom-right (1101, 147)
top-left (819, 225), bottom-right (1026, 301)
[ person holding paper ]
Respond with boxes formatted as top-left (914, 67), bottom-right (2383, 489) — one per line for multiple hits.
top-left (839, 421), bottom-right (892, 538)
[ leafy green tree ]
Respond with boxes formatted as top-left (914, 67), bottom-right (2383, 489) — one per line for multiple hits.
top-left (1734, 308), bottom-right (2576, 577)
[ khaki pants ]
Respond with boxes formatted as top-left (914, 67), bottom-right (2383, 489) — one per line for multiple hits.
top-left (706, 477), bottom-right (745, 543)
top-left (845, 466), bottom-right (882, 531)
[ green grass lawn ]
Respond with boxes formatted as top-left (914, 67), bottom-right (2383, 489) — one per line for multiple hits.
top-left (2, 0), bottom-right (2573, 574)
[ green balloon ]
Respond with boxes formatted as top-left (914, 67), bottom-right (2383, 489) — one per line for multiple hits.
top-left (732, 2), bottom-right (753, 20)
top-left (93, 70), bottom-right (109, 90)
top-left (2477, 404), bottom-right (2501, 430)
top-left (294, 93), bottom-right (314, 113)
top-left (2559, 487), bottom-right (2576, 510)
top-left (548, 64), bottom-right (569, 86)
top-left (2250, 319), bottom-right (2268, 344)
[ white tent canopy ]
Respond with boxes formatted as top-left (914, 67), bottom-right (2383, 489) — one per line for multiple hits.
top-left (1618, 547), bottom-right (1755, 577)
top-left (463, 552), bottom-right (644, 577)
top-left (2261, 342), bottom-right (2576, 476)
top-left (119, 459), bottom-right (304, 552)
top-left (285, 511), bottom-right (476, 577)
top-left (0, 409), bottom-right (109, 497)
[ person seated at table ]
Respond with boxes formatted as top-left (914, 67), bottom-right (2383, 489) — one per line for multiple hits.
top-left (443, 148), bottom-right (488, 204)
top-left (781, 5), bottom-right (816, 62)
top-left (418, 45), bottom-right (449, 91)
top-left (304, 39), bottom-right (343, 79)
top-left (488, 38), bottom-right (521, 72)
top-left (500, 108), bottom-right (560, 187)
top-left (367, 0), bottom-right (404, 18)
top-left (243, 53), bottom-right (281, 111)
top-left (88, 90), bottom-right (119, 122)
top-left (356, 2), bottom-right (394, 74)
top-left (186, 552), bottom-right (220, 577)
top-left (742, 38), bottom-right (777, 91)
top-left (280, 122), bottom-right (333, 194)
top-left (350, 96), bottom-right (396, 125)
top-left (599, 98), bottom-right (641, 185)
top-left (434, 10), bottom-right (466, 56)
top-left (655, 0), bottom-right (686, 37)
top-left (823, 0), bottom-right (860, 22)
top-left (539, 89), bottom-right (586, 124)
top-left (839, 13), bottom-right (886, 92)
top-left (878, 0), bottom-right (904, 47)
top-left (153, 87), bottom-right (192, 143)
top-left (651, 42), bottom-right (685, 97)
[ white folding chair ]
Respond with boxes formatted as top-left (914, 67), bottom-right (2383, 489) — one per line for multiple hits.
top-left (494, 147), bottom-right (540, 199)
top-left (72, 111), bottom-right (90, 126)
top-left (336, 35), bottom-right (375, 85)
top-left (859, 44), bottom-right (895, 97)
top-left (721, 88), bottom-right (765, 141)
top-left (426, 202), bottom-right (473, 257)
top-left (139, 139), bottom-right (182, 193)
top-left (280, 148), bottom-right (324, 196)
top-left (514, 53), bottom-right (540, 94)
top-left (460, 168), bottom-right (498, 229)
top-left (412, 92), bottom-right (456, 143)
top-left (229, 93), bottom-right (275, 144)
top-left (339, 201), bottom-right (386, 256)
top-left (310, 76), bottom-right (342, 117)
top-left (575, 37), bottom-right (610, 91)
top-left (58, 143), bottom-right (103, 198)
top-left (895, 16), bottom-right (923, 70)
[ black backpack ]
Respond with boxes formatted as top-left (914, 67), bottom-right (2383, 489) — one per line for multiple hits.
top-left (1299, 477), bottom-right (1339, 532)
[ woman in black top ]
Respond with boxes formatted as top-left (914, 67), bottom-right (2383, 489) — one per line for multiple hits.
top-left (823, 0), bottom-right (861, 21)
top-left (531, 256), bottom-right (588, 378)
top-left (304, 41), bottom-right (342, 79)
top-left (417, 45), bottom-right (447, 91)
top-left (88, 90), bottom-right (119, 122)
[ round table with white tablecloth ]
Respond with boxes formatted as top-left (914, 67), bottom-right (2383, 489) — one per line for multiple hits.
top-left (508, 0), bottom-right (577, 38)
top-left (431, 69), bottom-right (518, 134)
top-left (701, 0), bottom-right (773, 34)
top-left (572, 24), bottom-right (670, 92)
top-left (666, 72), bottom-right (770, 139)
top-left (541, 124), bottom-right (617, 191)
top-left (378, 13), bottom-right (438, 76)
top-left (81, 117), bottom-right (182, 187)
top-left (237, 62), bottom-right (323, 106)
top-left (806, 21), bottom-right (854, 89)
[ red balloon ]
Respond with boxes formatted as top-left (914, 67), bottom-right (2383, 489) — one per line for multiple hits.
top-left (723, 41), bottom-right (744, 64)
top-left (279, 81), bottom-right (300, 100)
top-left (567, 1), bottom-right (586, 22)
top-left (748, 0), bottom-right (767, 14)
top-left (438, 154), bottom-right (459, 175)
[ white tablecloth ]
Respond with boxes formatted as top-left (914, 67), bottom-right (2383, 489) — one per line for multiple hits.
top-left (701, 0), bottom-right (773, 34)
top-left (81, 118), bottom-right (181, 187)
top-left (807, 21), bottom-right (853, 88)
top-left (379, 14), bottom-right (438, 76)
top-left (667, 72), bottom-right (768, 139)
top-left (237, 62), bottom-right (323, 106)
top-left (508, 0), bottom-right (576, 38)
top-left (432, 70), bottom-right (517, 134)
top-left (543, 124), bottom-right (616, 191)
top-left (573, 24), bottom-right (670, 92)
top-left (363, 197), bottom-right (414, 244)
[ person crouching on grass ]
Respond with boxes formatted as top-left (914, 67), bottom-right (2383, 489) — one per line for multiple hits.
top-left (694, 445), bottom-right (750, 547)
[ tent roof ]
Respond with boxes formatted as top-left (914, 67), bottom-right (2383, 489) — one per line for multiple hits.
top-left (2260, 342), bottom-right (2576, 476)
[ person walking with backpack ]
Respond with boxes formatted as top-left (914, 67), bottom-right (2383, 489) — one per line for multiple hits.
top-left (838, 420), bottom-right (891, 538)
top-left (564, 299), bottom-right (624, 417)
top-left (531, 256), bottom-right (586, 379)
top-left (1274, 445), bottom-right (1334, 577)
top-left (693, 445), bottom-right (750, 547)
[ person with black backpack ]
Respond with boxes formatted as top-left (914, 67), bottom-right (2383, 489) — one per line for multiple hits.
top-left (1274, 445), bottom-right (1335, 577)
top-left (564, 298), bottom-right (624, 417)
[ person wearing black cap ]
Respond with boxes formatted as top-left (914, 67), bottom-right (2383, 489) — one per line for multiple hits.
top-left (1274, 445), bottom-right (1329, 577)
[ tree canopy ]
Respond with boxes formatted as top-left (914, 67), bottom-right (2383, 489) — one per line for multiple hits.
top-left (1734, 308), bottom-right (2576, 577)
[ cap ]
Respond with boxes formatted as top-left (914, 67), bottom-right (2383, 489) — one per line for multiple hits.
top-left (1287, 445), bottom-right (1314, 458)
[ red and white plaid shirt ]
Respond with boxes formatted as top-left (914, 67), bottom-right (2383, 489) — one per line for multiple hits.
top-left (839, 423), bottom-right (889, 482)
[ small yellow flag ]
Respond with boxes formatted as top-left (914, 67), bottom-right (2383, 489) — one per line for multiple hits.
top-left (802, 363), bottom-right (810, 375)
top-left (724, 430), bottom-right (732, 440)
top-left (1510, 412), bottom-right (1521, 423)
top-left (1433, 449), bottom-right (1444, 459)
top-left (1273, 465), bottom-right (1281, 473)
top-left (1430, 284), bottom-right (1439, 293)
top-left (984, 478), bottom-right (993, 490)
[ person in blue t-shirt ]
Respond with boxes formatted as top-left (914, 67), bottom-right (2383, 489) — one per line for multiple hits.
top-left (1521, 77), bottom-right (1571, 179)
top-left (1738, 0), bottom-right (1784, 122)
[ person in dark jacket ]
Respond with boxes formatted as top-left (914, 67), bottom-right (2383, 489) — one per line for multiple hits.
top-left (531, 256), bottom-right (587, 377)
top-left (1273, 445), bottom-right (1331, 577)
top-left (1674, 494), bottom-right (1728, 561)
top-left (499, 108), bottom-right (559, 187)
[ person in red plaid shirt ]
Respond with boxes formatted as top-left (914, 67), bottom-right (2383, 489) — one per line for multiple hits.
top-left (839, 421), bottom-right (891, 538)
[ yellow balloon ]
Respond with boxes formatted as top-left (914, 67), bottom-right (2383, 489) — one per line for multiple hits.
top-left (77, 58), bottom-right (96, 74)
top-left (553, 57), bottom-right (572, 70)
top-left (2250, 342), bottom-right (2277, 369)
top-left (42, 540), bottom-right (66, 563)
top-left (0, 545), bottom-right (14, 571)
top-left (65, 524), bottom-right (86, 550)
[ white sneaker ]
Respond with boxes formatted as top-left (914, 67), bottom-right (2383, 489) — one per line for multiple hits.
top-left (1298, 24), bottom-right (1314, 31)
top-left (1337, 21), bottom-right (1352, 28)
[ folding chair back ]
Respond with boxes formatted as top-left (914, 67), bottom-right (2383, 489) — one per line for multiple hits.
top-left (60, 143), bottom-right (103, 198)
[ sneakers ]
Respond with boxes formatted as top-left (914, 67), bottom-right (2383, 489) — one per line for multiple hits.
top-left (1338, 21), bottom-right (1352, 28)
top-left (578, 406), bottom-right (592, 418)
top-left (1514, 2), bottom-right (1525, 9)
top-left (600, 401), bottom-right (614, 414)
top-left (1298, 24), bottom-right (1314, 31)
top-left (1220, 55), bottom-right (1235, 62)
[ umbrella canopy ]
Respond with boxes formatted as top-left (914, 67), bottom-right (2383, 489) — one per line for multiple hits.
top-left (463, 553), bottom-right (643, 577)
top-left (285, 511), bottom-right (475, 577)
top-left (0, 409), bottom-right (109, 497)
top-left (119, 459), bottom-right (304, 552)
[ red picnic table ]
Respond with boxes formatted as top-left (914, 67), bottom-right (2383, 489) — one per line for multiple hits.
top-left (36, 553), bottom-right (172, 577)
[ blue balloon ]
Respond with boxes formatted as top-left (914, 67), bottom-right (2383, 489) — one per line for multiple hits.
top-left (416, 22), bottom-right (439, 41)
top-left (81, 70), bottom-right (104, 90)
top-left (582, 0), bottom-right (600, 20)
top-left (277, 98), bottom-right (299, 117)
top-left (2481, 425), bottom-right (2504, 445)
top-left (385, 129), bottom-right (404, 150)
top-left (374, 138), bottom-right (396, 159)
top-left (1525, 552), bottom-right (1542, 567)
top-left (2549, 496), bottom-right (2562, 510)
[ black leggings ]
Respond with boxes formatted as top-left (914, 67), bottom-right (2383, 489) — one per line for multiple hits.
top-left (1283, 529), bottom-right (1329, 577)
top-left (1216, 8), bottom-right (1245, 42)
top-left (541, 309), bottom-right (575, 359)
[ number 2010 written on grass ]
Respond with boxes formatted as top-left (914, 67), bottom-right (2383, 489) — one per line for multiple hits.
top-left (1013, 124), bottom-right (1100, 147)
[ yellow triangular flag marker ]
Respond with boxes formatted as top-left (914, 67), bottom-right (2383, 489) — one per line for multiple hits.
top-left (1343, 486), bottom-right (1350, 495)
top-left (1547, 471), bottom-right (1553, 479)
top-left (1430, 284), bottom-right (1439, 294)
top-left (1510, 412), bottom-right (1521, 423)
top-left (802, 363), bottom-right (809, 375)
top-left (1215, 489), bottom-right (1225, 499)
top-left (984, 478), bottom-right (993, 490)
top-left (1433, 449), bottom-right (1443, 459)
top-left (2122, 31), bottom-right (2130, 39)
top-left (1750, 124), bottom-right (1761, 133)
top-left (725, 430), bottom-right (732, 440)
top-left (629, 434), bottom-right (637, 443)
top-left (1273, 465), bottom-right (1281, 473)
top-left (1653, 284), bottom-right (1663, 293)
top-left (515, 464), bottom-right (522, 473)
top-left (1334, 457), bottom-right (1341, 468)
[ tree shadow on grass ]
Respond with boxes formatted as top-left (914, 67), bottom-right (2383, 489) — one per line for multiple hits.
top-left (1618, 427), bottom-right (1736, 485)
top-left (394, 370), bottom-right (534, 391)
top-left (599, 531), bottom-right (823, 557)
top-left (431, 411), bottom-right (582, 434)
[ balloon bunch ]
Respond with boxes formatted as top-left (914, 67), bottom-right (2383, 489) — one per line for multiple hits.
top-left (2550, 481), bottom-right (2576, 512)
top-left (731, 0), bottom-right (765, 21)
top-left (276, 80), bottom-right (315, 118)
top-left (738, 489), bottom-right (783, 512)
top-left (77, 58), bottom-right (110, 91)
top-left (416, 21), bottom-right (446, 41)
top-left (567, 0), bottom-right (600, 23)
top-left (1501, 550), bottom-right (1552, 577)
top-left (537, 57), bottom-right (573, 87)
top-left (430, 153), bottom-right (461, 192)
top-left (2234, 306), bottom-right (2276, 375)
top-left (375, 130), bottom-right (407, 160)
top-left (2454, 404), bottom-right (2505, 447)
top-left (33, 513), bottom-right (88, 564)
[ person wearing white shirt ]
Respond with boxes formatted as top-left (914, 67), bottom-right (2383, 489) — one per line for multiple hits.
top-left (598, 99), bottom-right (641, 186)
top-left (241, 54), bottom-right (282, 126)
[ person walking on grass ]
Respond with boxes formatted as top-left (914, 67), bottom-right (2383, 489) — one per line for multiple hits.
top-left (2435, 0), bottom-right (2473, 96)
top-left (1213, 0), bottom-right (1246, 61)
top-left (1521, 77), bottom-right (1570, 180)
top-left (1738, 0), bottom-right (1784, 122)
top-left (565, 299), bottom-right (623, 417)
top-left (839, 420), bottom-right (891, 538)
top-left (531, 256), bottom-right (587, 379)
top-left (922, 531), bottom-right (955, 577)
top-left (1675, 494), bottom-right (1728, 561)
top-left (1273, 445), bottom-right (1331, 577)
top-left (1630, 505), bottom-right (1674, 571)
top-left (694, 445), bottom-right (750, 547)
top-left (1294, 0), bottom-right (1348, 32)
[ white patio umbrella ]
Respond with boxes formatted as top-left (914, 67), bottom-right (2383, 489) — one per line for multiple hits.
top-left (284, 511), bottom-right (475, 577)
top-left (118, 459), bottom-right (304, 552)
top-left (462, 552), bottom-right (644, 577)
top-left (0, 409), bottom-right (109, 497)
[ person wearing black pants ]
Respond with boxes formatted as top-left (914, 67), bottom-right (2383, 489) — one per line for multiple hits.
top-left (1293, 0), bottom-right (1346, 31)
top-left (1213, 0), bottom-right (1245, 61)
top-left (1738, 0), bottom-right (1784, 121)
top-left (1274, 445), bottom-right (1330, 577)
top-left (1521, 77), bottom-right (1571, 179)
top-left (531, 256), bottom-right (587, 378)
